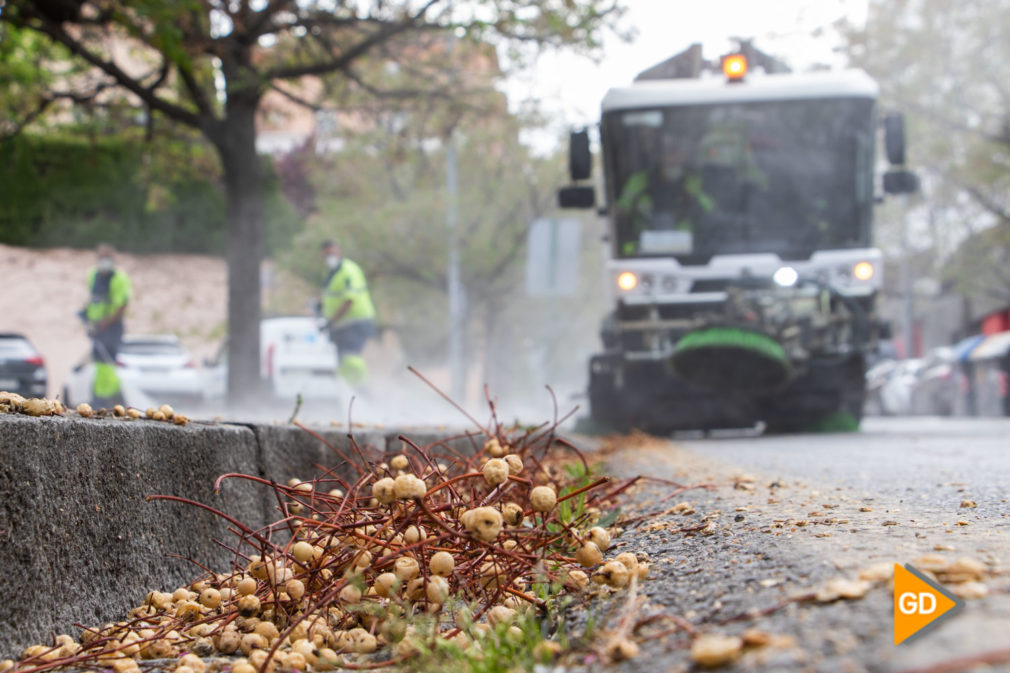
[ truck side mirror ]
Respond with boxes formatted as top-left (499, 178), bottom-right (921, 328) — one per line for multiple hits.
top-left (883, 113), bottom-right (906, 166)
top-left (883, 169), bottom-right (919, 195)
top-left (569, 129), bottom-right (592, 180)
top-left (558, 185), bottom-right (596, 209)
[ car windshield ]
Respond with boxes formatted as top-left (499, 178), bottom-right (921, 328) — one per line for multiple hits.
top-left (603, 97), bottom-right (876, 262)
top-left (0, 337), bottom-right (36, 358)
top-left (120, 341), bottom-right (186, 357)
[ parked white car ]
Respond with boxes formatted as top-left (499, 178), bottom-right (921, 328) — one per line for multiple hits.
top-left (863, 358), bottom-right (897, 416)
top-left (62, 334), bottom-right (204, 410)
top-left (909, 347), bottom-right (960, 416)
top-left (203, 316), bottom-right (341, 401)
top-left (876, 358), bottom-right (924, 416)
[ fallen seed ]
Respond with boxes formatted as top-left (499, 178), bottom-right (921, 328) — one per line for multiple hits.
top-left (691, 634), bottom-right (743, 668)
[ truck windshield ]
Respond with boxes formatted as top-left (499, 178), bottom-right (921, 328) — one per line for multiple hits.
top-left (603, 97), bottom-right (875, 262)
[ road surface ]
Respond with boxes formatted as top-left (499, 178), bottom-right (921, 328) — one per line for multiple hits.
top-left (677, 417), bottom-right (1010, 515)
top-left (593, 416), bottom-right (1010, 672)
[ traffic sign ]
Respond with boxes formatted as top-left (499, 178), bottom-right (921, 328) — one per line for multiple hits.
top-left (525, 218), bottom-right (581, 296)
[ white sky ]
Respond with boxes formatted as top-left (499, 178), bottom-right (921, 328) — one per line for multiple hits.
top-left (503, 0), bottom-right (868, 150)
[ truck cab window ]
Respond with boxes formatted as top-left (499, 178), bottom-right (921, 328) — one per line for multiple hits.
top-left (605, 98), bottom-right (875, 262)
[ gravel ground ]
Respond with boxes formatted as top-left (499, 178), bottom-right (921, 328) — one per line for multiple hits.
top-left (576, 433), bottom-right (1010, 673)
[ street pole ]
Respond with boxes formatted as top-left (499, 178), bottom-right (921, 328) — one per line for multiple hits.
top-left (446, 132), bottom-right (465, 401)
top-left (900, 195), bottom-right (914, 358)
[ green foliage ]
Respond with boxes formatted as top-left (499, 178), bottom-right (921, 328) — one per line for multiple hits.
top-left (261, 156), bottom-right (305, 256)
top-left (555, 462), bottom-right (593, 527)
top-left (3, 0), bottom-right (625, 401)
top-left (280, 99), bottom-right (563, 358)
top-left (278, 63), bottom-right (608, 397)
top-left (552, 461), bottom-right (618, 529)
top-left (399, 577), bottom-right (607, 673)
top-left (0, 132), bottom-right (225, 252)
top-left (0, 23), bottom-right (75, 136)
top-left (0, 24), bottom-right (53, 88)
top-left (0, 132), bottom-right (300, 255)
top-left (405, 603), bottom-right (560, 673)
top-left (941, 221), bottom-right (1010, 302)
top-left (841, 0), bottom-right (1010, 305)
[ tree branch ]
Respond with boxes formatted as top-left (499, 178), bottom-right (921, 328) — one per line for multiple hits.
top-left (21, 15), bottom-right (204, 129)
top-left (177, 61), bottom-right (217, 119)
top-left (897, 96), bottom-right (1009, 146)
top-left (1, 79), bottom-right (120, 140)
top-left (0, 97), bottom-right (53, 141)
top-left (375, 252), bottom-right (446, 292)
top-left (484, 214), bottom-right (531, 281)
top-left (251, 0), bottom-right (296, 31)
top-left (269, 82), bottom-right (323, 112)
top-left (342, 65), bottom-right (456, 103)
top-left (265, 0), bottom-right (442, 81)
top-left (962, 185), bottom-right (1010, 224)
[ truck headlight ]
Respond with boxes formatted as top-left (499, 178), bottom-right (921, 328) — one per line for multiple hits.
top-left (773, 266), bottom-right (799, 287)
top-left (617, 272), bottom-right (638, 291)
top-left (853, 261), bottom-right (874, 281)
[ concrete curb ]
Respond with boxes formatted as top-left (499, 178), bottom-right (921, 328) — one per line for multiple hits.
top-left (0, 415), bottom-right (477, 657)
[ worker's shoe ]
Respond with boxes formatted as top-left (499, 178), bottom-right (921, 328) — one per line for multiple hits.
top-left (338, 355), bottom-right (369, 388)
top-left (91, 393), bottom-right (125, 410)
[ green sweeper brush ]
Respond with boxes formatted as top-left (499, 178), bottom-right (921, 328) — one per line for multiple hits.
top-left (671, 326), bottom-right (791, 392)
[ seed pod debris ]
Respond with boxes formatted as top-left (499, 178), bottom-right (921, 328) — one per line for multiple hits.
top-left (9, 416), bottom-right (646, 673)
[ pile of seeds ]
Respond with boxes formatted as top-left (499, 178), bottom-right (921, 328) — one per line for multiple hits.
top-left (0, 392), bottom-right (188, 425)
top-left (5, 423), bottom-right (646, 672)
top-left (0, 392), bottom-right (64, 416)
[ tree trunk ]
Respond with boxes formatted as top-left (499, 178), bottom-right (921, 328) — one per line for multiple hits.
top-left (481, 299), bottom-right (499, 396)
top-left (212, 94), bottom-right (264, 405)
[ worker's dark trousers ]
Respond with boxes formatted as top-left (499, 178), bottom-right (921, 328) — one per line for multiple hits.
top-left (91, 322), bottom-right (125, 408)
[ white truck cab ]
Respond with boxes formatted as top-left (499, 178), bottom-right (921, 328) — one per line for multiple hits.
top-left (560, 43), bottom-right (917, 433)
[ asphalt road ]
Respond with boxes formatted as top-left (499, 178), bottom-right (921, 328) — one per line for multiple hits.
top-left (676, 416), bottom-right (1010, 523)
top-left (592, 416), bottom-right (1010, 673)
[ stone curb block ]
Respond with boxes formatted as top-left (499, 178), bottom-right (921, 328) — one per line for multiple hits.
top-left (0, 416), bottom-right (474, 656)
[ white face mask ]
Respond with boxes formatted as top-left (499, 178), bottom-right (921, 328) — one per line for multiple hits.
top-left (325, 255), bottom-right (341, 270)
top-left (97, 257), bottom-right (115, 272)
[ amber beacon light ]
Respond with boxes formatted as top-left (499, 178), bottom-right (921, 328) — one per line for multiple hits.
top-left (723, 53), bottom-right (748, 81)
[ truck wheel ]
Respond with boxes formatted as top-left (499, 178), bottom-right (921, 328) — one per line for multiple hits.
top-left (828, 378), bottom-right (867, 430)
top-left (763, 417), bottom-right (808, 434)
top-left (587, 356), bottom-right (626, 432)
top-left (808, 358), bottom-right (866, 432)
top-left (588, 381), bottom-right (623, 430)
top-left (764, 357), bottom-right (866, 434)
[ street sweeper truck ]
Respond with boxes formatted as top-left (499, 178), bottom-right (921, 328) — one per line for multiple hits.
top-left (559, 42), bottom-right (918, 433)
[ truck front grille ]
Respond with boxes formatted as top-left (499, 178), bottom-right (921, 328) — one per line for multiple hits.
top-left (618, 301), bottom-right (725, 322)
